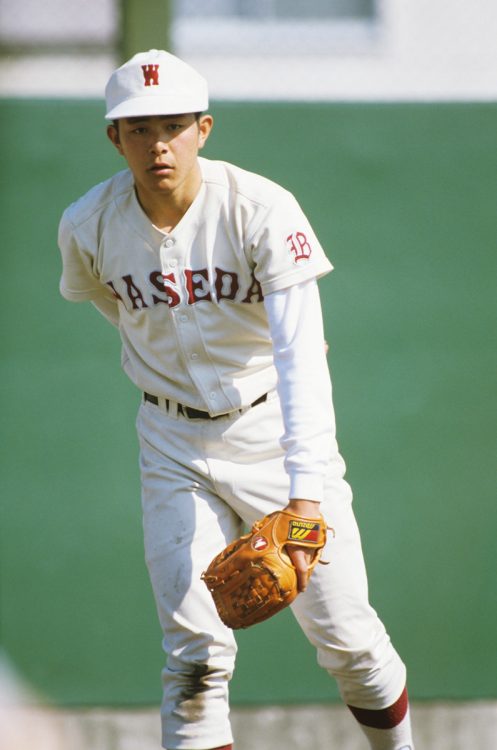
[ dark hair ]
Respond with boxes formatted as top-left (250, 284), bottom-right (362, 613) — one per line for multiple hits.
top-left (112, 112), bottom-right (203, 132)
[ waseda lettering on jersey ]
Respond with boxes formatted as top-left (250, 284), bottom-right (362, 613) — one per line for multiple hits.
top-left (107, 281), bottom-right (123, 301)
top-left (107, 267), bottom-right (264, 311)
top-left (241, 271), bottom-right (264, 303)
top-left (286, 232), bottom-right (312, 263)
top-left (142, 64), bottom-right (160, 86)
top-left (149, 271), bottom-right (181, 308)
top-left (185, 269), bottom-right (212, 304)
top-left (122, 274), bottom-right (149, 310)
top-left (215, 268), bottom-right (239, 301)
top-left (162, 273), bottom-right (181, 308)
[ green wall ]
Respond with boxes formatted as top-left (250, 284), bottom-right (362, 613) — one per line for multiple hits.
top-left (1, 100), bottom-right (495, 706)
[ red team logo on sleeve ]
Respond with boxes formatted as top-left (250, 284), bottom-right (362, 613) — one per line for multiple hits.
top-left (142, 64), bottom-right (160, 86)
top-left (286, 232), bottom-right (312, 263)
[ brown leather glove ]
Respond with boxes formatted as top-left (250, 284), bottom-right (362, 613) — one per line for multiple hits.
top-left (201, 510), bottom-right (327, 629)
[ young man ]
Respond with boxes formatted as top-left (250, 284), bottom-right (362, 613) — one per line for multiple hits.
top-left (58, 50), bottom-right (414, 750)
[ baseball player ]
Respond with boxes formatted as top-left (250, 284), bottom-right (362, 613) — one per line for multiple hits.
top-left (57, 50), bottom-right (415, 750)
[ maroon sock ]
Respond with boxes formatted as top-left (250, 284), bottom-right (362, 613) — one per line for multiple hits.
top-left (347, 686), bottom-right (409, 729)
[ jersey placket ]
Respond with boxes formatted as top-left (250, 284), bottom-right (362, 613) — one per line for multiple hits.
top-left (160, 235), bottom-right (229, 415)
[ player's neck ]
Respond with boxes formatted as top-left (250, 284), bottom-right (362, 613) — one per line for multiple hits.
top-left (135, 172), bottom-right (202, 233)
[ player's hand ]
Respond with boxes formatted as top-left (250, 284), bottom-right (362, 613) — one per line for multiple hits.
top-left (284, 498), bottom-right (321, 592)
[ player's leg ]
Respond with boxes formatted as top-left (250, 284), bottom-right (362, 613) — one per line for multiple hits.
top-left (289, 472), bottom-right (414, 749)
top-left (137, 401), bottom-right (242, 750)
top-left (209, 393), bottom-right (414, 749)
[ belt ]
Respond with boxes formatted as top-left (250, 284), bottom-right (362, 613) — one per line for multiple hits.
top-left (143, 391), bottom-right (268, 420)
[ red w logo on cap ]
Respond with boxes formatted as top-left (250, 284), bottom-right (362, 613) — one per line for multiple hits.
top-left (142, 64), bottom-right (160, 86)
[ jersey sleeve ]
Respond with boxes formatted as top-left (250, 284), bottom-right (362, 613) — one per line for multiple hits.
top-left (58, 211), bottom-right (120, 326)
top-left (58, 210), bottom-right (106, 301)
top-left (264, 278), bottom-right (337, 502)
top-left (248, 191), bottom-right (333, 295)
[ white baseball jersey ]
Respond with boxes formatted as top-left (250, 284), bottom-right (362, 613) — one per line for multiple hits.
top-left (58, 157), bottom-right (333, 416)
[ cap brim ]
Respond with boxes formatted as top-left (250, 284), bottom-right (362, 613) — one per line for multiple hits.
top-left (105, 94), bottom-right (209, 120)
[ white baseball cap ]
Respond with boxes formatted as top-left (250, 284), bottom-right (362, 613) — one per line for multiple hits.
top-left (105, 49), bottom-right (209, 120)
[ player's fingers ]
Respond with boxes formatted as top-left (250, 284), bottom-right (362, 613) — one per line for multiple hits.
top-left (286, 546), bottom-right (313, 592)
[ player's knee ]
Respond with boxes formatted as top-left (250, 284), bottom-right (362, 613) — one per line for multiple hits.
top-left (163, 657), bottom-right (235, 701)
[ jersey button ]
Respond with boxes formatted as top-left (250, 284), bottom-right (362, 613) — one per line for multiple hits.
top-left (169, 259), bottom-right (178, 267)
top-left (190, 353), bottom-right (199, 360)
top-left (165, 238), bottom-right (175, 248)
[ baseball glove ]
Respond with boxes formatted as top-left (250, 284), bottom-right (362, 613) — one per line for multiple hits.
top-left (201, 510), bottom-right (327, 629)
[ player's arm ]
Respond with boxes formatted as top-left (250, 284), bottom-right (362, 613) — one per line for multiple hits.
top-left (264, 277), bottom-right (334, 502)
top-left (58, 211), bottom-right (120, 327)
top-left (264, 278), bottom-right (334, 590)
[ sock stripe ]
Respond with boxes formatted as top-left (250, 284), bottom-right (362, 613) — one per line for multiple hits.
top-left (347, 686), bottom-right (409, 729)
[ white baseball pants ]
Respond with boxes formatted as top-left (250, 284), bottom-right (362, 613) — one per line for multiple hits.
top-left (136, 391), bottom-right (406, 750)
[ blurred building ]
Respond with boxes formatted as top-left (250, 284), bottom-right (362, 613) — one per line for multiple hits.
top-left (0, 0), bottom-right (496, 100)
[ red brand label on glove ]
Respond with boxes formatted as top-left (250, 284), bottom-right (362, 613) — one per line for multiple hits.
top-left (288, 520), bottom-right (321, 544)
top-left (252, 535), bottom-right (269, 551)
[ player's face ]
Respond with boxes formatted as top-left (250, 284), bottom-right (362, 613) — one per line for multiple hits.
top-left (107, 113), bottom-right (213, 202)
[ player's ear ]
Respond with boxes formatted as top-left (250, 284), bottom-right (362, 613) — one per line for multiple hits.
top-left (197, 114), bottom-right (213, 150)
top-left (107, 123), bottom-right (124, 155)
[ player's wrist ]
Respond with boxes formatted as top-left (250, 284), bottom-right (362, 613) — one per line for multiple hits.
top-left (287, 498), bottom-right (321, 518)
top-left (289, 472), bottom-right (325, 503)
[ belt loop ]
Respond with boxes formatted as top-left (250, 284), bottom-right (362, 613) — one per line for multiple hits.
top-left (168, 400), bottom-right (179, 418)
